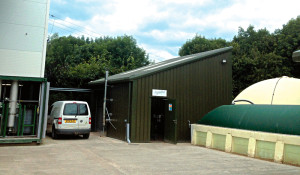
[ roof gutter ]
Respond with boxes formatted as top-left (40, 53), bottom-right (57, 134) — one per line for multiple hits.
top-left (89, 77), bottom-right (131, 85)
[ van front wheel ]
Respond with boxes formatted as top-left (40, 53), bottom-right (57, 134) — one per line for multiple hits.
top-left (83, 133), bottom-right (90, 139)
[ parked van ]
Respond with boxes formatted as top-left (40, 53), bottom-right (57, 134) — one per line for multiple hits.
top-left (47, 101), bottom-right (91, 139)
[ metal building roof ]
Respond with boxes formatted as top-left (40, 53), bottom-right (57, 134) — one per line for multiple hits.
top-left (89, 47), bottom-right (232, 85)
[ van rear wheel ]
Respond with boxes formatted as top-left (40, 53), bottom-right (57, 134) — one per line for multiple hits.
top-left (83, 133), bottom-right (90, 139)
top-left (52, 126), bottom-right (58, 139)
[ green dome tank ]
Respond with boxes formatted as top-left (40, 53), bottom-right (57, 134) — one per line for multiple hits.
top-left (198, 105), bottom-right (300, 136)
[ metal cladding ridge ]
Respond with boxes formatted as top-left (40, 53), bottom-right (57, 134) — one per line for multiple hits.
top-left (198, 105), bottom-right (300, 136)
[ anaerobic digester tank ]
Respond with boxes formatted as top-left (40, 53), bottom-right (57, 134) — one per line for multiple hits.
top-left (198, 77), bottom-right (300, 136)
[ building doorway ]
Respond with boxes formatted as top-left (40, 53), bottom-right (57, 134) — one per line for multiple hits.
top-left (150, 97), bottom-right (177, 143)
top-left (151, 97), bottom-right (165, 141)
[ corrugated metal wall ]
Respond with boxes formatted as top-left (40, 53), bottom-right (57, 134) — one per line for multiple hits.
top-left (90, 89), bottom-right (104, 132)
top-left (130, 52), bottom-right (232, 142)
top-left (106, 83), bottom-right (130, 141)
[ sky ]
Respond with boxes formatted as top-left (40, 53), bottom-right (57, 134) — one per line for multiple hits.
top-left (48, 0), bottom-right (300, 62)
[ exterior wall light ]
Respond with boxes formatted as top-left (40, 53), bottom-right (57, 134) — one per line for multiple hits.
top-left (221, 59), bottom-right (227, 64)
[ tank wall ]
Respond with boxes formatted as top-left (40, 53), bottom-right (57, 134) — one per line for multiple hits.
top-left (192, 124), bottom-right (300, 166)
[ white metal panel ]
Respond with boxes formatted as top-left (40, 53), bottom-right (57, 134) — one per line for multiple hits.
top-left (41, 0), bottom-right (50, 78)
top-left (0, 23), bottom-right (44, 52)
top-left (0, 0), bottom-right (47, 27)
top-left (0, 49), bottom-right (42, 77)
top-left (0, 0), bottom-right (50, 78)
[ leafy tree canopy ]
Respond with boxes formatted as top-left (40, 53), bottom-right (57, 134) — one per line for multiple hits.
top-left (46, 34), bottom-right (150, 88)
top-left (178, 35), bottom-right (229, 56)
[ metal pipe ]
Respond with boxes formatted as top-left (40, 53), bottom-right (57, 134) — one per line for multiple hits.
top-left (8, 80), bottom-right (18, 131)
top-left (126, 123), bottom-right (131, 144)
top-left (102, 71), bottom-right (108, 134)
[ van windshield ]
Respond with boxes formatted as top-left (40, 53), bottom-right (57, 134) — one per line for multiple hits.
top-left (63, 103), bottom-right (88, 115)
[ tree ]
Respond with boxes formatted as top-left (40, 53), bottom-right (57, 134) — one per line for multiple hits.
top-left (274, 16), bottom-right (300, 77)
top-left (232, 50), bottom-right (291, 96)
top-left (94, 35), bottom-right (149, 74)
top-left (232, 26), bottom-right (276, 55)
top-left (178, 35), bottom-right (229, 56)
top-left (68, 56), bottom-right (109, 88)
top-left (45, 34), bottom-right (150, 88)
top-left (231, 26), bottom-right (291, 96)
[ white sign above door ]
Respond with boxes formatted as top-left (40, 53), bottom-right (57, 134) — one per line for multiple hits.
top-left (152, 89), bottom-right (167, 97)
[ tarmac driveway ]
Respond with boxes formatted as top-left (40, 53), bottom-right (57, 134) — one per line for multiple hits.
top-left (0, 132), bottom-right (300, 175)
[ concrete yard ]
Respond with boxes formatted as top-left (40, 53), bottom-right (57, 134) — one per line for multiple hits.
top-left (0, 132), bottom-right (300, 175)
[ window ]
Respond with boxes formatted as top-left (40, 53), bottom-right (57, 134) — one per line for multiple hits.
top-left (63, 104), bottom-right (78, 115)
top-left (79, 104), bottom-right (88, 115)
top-left (63, 103), bottom-right (89, 115)
top-left (51, 107), bottom-right (60, 117)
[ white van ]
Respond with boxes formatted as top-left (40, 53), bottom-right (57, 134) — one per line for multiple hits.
top-left (47, 101), bottom-right (91, 139)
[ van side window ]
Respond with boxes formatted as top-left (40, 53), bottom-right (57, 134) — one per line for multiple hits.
top-left (50, 106), bottom-right (56, 116)
top-left (51, 107), bottom-right (60, 118)
top-left (64, 104), bottom-right (78, 115)
top-left (79, 104), bottom-right (88, 115)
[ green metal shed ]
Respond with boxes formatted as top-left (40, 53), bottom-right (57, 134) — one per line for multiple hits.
top-left (89, 47), bottom-right (233, 143)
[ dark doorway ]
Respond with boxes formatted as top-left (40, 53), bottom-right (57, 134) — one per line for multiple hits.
top-left (151, 97), bottom-right (166, 141)
top-left (151, 98), bottom-right (177, 143)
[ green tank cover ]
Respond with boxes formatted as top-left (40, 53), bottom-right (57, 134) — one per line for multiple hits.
top-left (198, 105), bottom-right (300, 136)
